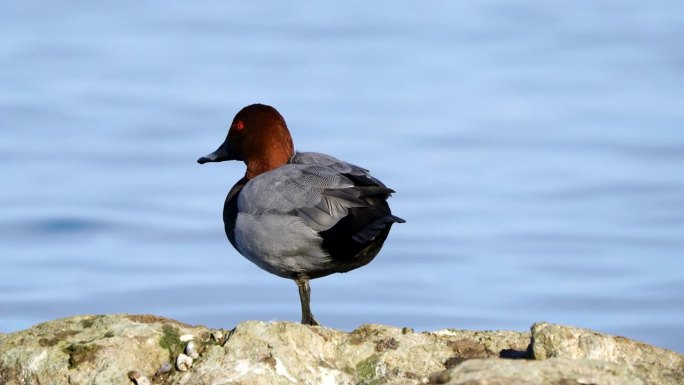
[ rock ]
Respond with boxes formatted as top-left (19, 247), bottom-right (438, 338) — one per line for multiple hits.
top-left (0, 314), bottom-right (209, 385)
top-left (127, 370), bottom-right (152, 385)
top-left (0, 315), bottom-right (681, 385)
top-left (532, 322), bottom-right (684, 371)
top-left (441, 358), bottom-right (655, 385)
top-left (531, 321), bottom-right (684, 385)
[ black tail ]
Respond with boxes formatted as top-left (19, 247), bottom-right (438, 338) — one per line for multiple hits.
top-left (352, 214), bottom-right (405, 243)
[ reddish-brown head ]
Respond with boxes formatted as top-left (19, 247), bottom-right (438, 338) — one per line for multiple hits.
top-left (198, 104), bottom-right (295, 179)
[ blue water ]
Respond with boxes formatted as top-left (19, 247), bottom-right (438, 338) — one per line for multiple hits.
top-left (1, 1), bottom-right (683, 353)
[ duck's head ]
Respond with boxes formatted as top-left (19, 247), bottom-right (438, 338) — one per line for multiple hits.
top-left (198, 104), bottom-right (295, 179)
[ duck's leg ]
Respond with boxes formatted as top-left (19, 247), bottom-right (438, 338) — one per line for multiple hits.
top-left (295, 275), bottom-right (319, 326)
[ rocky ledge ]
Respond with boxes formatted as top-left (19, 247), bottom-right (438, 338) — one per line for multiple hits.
top-left (0, 315), bottom-right (682, 385)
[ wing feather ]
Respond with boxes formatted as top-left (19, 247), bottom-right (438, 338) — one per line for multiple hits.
top-left (238, 151), bottom-right (400, 235)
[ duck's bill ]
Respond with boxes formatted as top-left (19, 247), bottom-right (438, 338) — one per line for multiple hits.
top-left (197, 144), bottom-right (234, 164)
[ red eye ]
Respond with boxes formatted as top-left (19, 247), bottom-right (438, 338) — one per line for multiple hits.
top-left (235, 120), bottom-right (245, 130)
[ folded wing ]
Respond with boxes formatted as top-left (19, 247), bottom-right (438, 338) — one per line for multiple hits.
top-left (238, 152), bottom-right (404, 255)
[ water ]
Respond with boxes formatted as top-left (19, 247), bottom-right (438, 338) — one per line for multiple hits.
top-left (1, 1), bottom-right (683, 353)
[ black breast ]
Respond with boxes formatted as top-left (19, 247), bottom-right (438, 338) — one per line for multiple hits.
top-left (223, 177), bottom-right (248, 251)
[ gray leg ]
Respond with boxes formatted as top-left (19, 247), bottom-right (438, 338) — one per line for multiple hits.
top-left (295, 275), bottom-right (318, 326)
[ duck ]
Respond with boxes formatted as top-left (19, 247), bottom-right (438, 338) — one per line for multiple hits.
top-left (197, 104), bottom-right (404, 325)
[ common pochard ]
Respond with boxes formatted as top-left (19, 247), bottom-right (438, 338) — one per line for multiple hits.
top-left (198, 104), bottom-right (404, 325)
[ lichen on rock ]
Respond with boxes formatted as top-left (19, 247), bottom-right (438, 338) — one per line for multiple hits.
top-left (63, 342), bottom-right (104, 368)
top-left (158, 324), bottom-right (183, 361)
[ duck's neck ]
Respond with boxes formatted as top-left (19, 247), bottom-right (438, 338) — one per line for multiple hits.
top-left (244, 149), bottom-right (293, 179)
